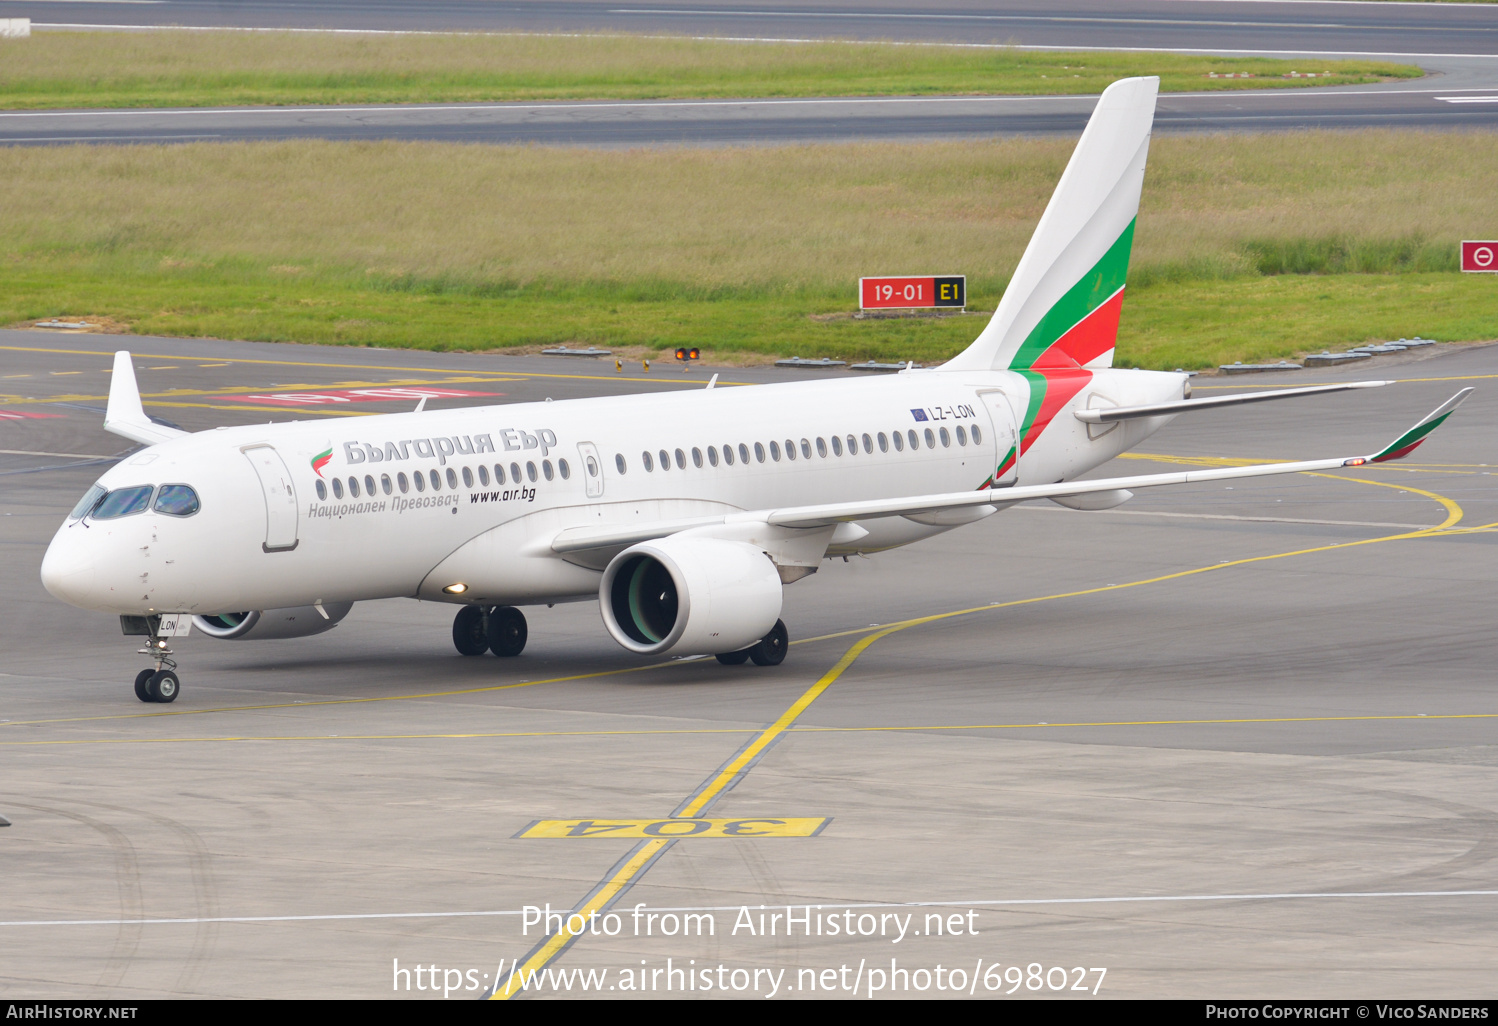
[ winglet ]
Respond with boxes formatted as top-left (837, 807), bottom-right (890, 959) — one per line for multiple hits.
top-left (104, 351), bottom-right (187, 446)
top-left (1355, 388), bottom-right (1474, 465)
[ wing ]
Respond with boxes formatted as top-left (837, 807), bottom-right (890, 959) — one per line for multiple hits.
top-left (104, 350), bottom-right (190, 446)
top-left (552, 389), bottom-right (1472, 556)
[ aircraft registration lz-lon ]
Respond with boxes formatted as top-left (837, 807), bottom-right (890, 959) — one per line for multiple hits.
top-left (40, 77), bottom-right (1471, 704)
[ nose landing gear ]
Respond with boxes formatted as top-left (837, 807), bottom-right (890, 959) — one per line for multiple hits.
top-left (134, 635), bottom-right (180, 704)
top-left (451, 605), bottom-right (528, 658)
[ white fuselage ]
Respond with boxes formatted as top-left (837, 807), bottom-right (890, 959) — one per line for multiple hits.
top-left (40, 366), bottom-right (1185, 618)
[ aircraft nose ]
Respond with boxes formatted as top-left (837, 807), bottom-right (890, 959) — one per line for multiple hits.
top-left (40, 529), bottom-right (98, 608)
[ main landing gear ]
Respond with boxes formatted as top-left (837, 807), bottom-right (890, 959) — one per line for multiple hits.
top-left (452, 605), bottom-right (528, 658)
top-left (716, 619), bottom-right (788, 668)
top-left (134, 634), bottom-right (181, 704)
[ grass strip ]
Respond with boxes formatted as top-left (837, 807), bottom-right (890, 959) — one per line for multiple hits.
top-left (2, 132), bottom-right (1493, 370)
top-left (0, 32), bottom-right (1418, 110)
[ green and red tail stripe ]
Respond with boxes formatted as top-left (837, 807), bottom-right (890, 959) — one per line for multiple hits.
top-left (1369, 389), bottom-right (1474, 463)
top-left (1010, 221), bottom-right (1136, 457)
top-left (311, 447), bottom-right (333, 477)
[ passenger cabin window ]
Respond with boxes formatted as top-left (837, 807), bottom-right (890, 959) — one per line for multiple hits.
top-left (908, 429), bottom-right (919, 450)
top-left (348, 476), bottom-right (360, 498)
top-left (738, 443), bottom-right (750, 464)
top-left (333, 478), bottom-right (345, 498)
top-left (381, 473), bottom-right (393, 494)
top-left (816, 437), bottom-right (828, 458)
top-left (92, 485), bottom-right (154, 519)
top-left (939, 427), bottom-right (951, 448)
top-left (315, 479), bottom-right (327, 501)
top-left (831, 436), bottom-right (842, 456)
top-left (722, 445), bottom-right (734, 466)
top-left (430, 470), bottom-right (441, 490)
top-left (877, 432), bottom-right (889, 453)
top-left (510, 463), bottom-right (522, 484)
top-left (399, 472), bottom-right (410, 493)
top-left (559, 458), bottom-right (571, 480)
top-left (692, 447), bottom-right (703, 469)
top-left (956, 425), bottom-right (967, 445)
top-left (769, 441), bottom-right (781, 462)
top-left (674, 448), bottom-right (686, 470)
top-left (478, 466), bottom-right (490, 486)
top-left (847, 434), bottom-right (858, 454)
top-left (754, 442), bottom-right (766, 463)
top-left (446, 468), bottom-right (458, 489)
top-left (413, 473), bottom-right (424, 493)
top-left (153, 484), bottom-right (200, 517)
top-left (707, 446), bottom-right (719, 467)
top-left (659, 449), bottom-right (670, 471)
top-left (69, 484), bottom-right (107, 519)
top-left (800, 439), bottom-right (811, 459)
top-left (784, 439), bottom-right (796, 461)
top-left (862, 433), bottom-right (873, 454)
top-left (642, 451), bottom-right (654, 472)
top-left (892, 430), bottom-right (904, 452)
top-left (924, 428), bottom-right (936, 449)
top-left (526, 462), bottom-right (538, 482)
top-left (365, 474), bottom-right (376, 495)
top-left (972, 425), bottom-right (983, 445)
top-left (542, 460), bottom-right (554, 481)
top-left (462, 466), bottom-right (474, 488)
top-left (615, 454), bottom-right (627, 475)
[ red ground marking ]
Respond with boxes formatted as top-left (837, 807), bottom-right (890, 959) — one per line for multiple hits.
top-left (0, 409), bottom-right (65, 420)
top-left (220, 387), bottom-right (501, 406)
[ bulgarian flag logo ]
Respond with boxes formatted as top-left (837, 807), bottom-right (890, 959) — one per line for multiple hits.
top-left (311, 447), bottom-right (333, 478)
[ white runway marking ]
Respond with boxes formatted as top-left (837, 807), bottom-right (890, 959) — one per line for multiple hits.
top-left (6, 888), bottom-right (1497, 929)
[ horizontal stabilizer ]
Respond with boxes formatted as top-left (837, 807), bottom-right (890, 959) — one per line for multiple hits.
top-left (104, 351), bottom-right (189, 446)
top-left (1075, 380), bottom-right (1391, 424)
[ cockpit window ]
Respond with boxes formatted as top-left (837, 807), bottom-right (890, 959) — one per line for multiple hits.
top-left (153, 484), bottom-right (200, 517)
top-left (91, 485), bottom-right (154, 520)
top-left (69, 484), bottom-right (108, 519)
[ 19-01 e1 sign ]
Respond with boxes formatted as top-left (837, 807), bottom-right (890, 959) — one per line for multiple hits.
top-left (860, 275), bottom-right (966, 310)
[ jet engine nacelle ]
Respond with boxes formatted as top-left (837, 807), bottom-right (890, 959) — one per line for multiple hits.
top-left (193, 602), bottom-right (353, 640)
top-left (599, 536), bottom-right (782, 656)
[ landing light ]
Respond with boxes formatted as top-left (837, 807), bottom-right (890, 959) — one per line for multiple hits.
top-left (443, 583), bottom-right (468, 595)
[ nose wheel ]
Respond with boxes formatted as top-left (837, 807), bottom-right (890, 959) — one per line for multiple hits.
top-left (134, 633), bottom-right (181, 703)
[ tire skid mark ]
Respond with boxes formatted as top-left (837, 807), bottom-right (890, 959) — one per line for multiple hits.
top-left (8, 800), bottom-right (144, 988)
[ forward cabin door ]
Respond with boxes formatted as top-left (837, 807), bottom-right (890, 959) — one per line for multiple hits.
top-left (977, 390), bottom-right (1019, 488)
top-left (577, 442), bottom-right (605, 498)
top-left (242, 444), bottom-right (300, 552)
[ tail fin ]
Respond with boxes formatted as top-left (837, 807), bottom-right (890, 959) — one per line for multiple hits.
top-left (945, 76), bottom-right (1158, 373)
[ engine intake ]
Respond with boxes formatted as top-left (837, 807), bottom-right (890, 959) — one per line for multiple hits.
top-left (193, 602), bottom-right (353, 640)
top-left (600, 537), bottom-right (781, 656)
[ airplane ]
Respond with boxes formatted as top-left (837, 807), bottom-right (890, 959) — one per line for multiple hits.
top-left (39, 77), bottom-right (1471, 704)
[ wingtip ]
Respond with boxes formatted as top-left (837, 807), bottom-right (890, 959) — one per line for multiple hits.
top-left (1369, 388), bottom-right (1473, 463)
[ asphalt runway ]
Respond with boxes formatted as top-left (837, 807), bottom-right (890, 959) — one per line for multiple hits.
top-left (3, 327), bottom-right (1498, 998)
top-left (18, 0), bottom-right (1498, 56)
top-left (6, 86), bottom-right (1498, 147)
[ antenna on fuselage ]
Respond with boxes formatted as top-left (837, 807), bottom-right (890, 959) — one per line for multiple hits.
top-left (705, 374), bottom-right (718, 390)
top-left (414, 397), bottom-right (428, 413)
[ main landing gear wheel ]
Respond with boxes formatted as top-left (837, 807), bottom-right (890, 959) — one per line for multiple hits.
top-left (452, 605), bottom-right (490, 656)
top-left (715, 650), bottom-right (751, 666)
top-left (748, 619), bottom-right (788, 667)
top-left (486, 606), bottom-right (527, 658)
top-left (146, 670), bottom-right (180, 703)
top-left (134, 668), bottom-right (155, 703)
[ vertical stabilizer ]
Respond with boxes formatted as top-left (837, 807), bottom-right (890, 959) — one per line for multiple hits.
top-left (945, 76), bottom-right (1158, 373)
